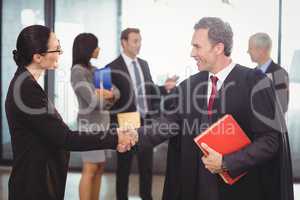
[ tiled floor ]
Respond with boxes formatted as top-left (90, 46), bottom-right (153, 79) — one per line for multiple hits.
top-left (0, 166), bottom-right (164, 200)
top-left (0, 166), bottom-right (299, 200)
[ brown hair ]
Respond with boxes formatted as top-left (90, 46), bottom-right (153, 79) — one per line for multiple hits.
top-left (120, 28), bottom-right (140, 41)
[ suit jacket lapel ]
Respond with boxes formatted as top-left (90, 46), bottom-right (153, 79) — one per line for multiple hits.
top-left (119, 56), bottom-right (149, 87)
top-left (265, 60), bottom-right (275, 74)
top-left (213, 64), bottom-right (240, 122)
top-left (116, 55), bottom-right (136, 92)
top-left (117, 55), bottom-right (131, 78)
top-left (199, 71), bottom-right (209, 110)
top-left (195, 71), bottom-right (209, 131)
top-left (137, 58), bottom-right (149, 82)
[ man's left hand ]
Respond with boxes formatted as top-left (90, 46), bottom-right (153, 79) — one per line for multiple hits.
top-left (201, 143), bottom-right (223, 174)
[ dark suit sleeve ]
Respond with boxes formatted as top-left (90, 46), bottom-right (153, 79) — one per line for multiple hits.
top-left (223, 71), bottom-right (281, 177)
top-left (20, 80), bottom-right (118, 151)
top-left (142, 61), bottom-right (177, 110)
top-left (137, 87), bottom-right (181, 148)
top-left (142, 61), bottom-right (162, 113)
top-left (159, 86), bottom-right (178, 111)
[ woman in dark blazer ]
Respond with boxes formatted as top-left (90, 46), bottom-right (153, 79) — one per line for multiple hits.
top-left (5, 25), bottom-right (134, 200)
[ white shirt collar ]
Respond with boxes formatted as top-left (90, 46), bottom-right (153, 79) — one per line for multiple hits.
top-left (208, 61), bottom-right (236, 87)
top-left (121, 52), bottom-right (138, 67)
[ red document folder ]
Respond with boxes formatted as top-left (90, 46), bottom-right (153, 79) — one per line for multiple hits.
top-left (193, 114), bottom-right (251, 185)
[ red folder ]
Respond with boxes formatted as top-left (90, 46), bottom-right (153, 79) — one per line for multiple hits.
top-left (193, 114), bottom-right (251, 185)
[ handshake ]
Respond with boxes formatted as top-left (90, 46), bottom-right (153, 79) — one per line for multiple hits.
top-left (117, 128), bottom-right (139, 153)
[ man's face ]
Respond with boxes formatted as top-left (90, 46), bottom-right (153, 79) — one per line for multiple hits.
top-left (122, 32), bottom-right (141, 58)
top-left (190, 28), bottom-right (218, 72)
top-left (247, 39), bottom-right (261, 63)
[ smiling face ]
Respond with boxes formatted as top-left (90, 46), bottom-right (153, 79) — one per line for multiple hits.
top-left (38, 32), bottom-right (62, 70)
top-left (121, 32), bottom-right (141, 59)
top-left (190, 28), bottom-right (219, 72)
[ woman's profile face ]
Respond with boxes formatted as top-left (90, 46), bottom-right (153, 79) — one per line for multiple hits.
top-left (91, 47), bottom-right (100, 59)
top-left (39, 32), bottom-right (62, 70)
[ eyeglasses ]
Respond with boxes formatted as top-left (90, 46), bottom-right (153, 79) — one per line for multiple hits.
top-left (45, 49), bottom-right (63, 55)
top-left (42, 40), bottom-right (63, 55)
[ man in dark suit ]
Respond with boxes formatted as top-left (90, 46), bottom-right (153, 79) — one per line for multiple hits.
top-left (248, 32), bottom-right (289, 114)
top-left (134, 17), bottom-right (293, 200)
top-left (108, 28), bottom-right (176, 200)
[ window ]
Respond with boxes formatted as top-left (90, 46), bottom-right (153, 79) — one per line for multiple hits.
top-left (54, 0), bottom-right (118, 168)
top-left (282, 0), bottom-right (300, 179)
top-left (1, 0), bottom-right (44, 160)
top-left (122, 0), bottom-right (279, 84)
top-left (54, 0), bottom-right (118, 128)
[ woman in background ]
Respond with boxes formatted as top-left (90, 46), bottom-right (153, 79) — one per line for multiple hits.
top-left (71, 33), bottom-right (120, 200)
top-left (6, 25), bottom-right (133, 200)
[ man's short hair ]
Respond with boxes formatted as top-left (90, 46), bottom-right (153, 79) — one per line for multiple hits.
top-left (194, 17), bottom-right (233, 56)
top-left (120, 28), bottom-right (140, 41)
top-left (250, 32), bottom-right (272, 50)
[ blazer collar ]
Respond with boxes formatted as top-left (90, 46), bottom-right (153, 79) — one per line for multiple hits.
top-left (265, 60), bottom-right (276, 74)
top-left (218, 64), bottom-right (239, 91)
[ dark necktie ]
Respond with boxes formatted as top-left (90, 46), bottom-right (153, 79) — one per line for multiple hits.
top-left (207, 75), bottom-right (218, 117)
top-left (132, 60), bottom-right (146, 117)
top-left (255, 66), bottom-right (264, 73)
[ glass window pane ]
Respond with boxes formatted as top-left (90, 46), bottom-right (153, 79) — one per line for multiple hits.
top-left (282, 0), bottom-right (300, 179)
top-left (1, 0), bottom-right (44, 160)
top-left (54, 0), bottom-right (118, 128)
top-left (122, 0), bottom-right (279, 84)
top-left (54, 0), bottom-right (118, 171)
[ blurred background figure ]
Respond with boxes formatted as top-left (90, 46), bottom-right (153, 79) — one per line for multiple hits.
top-left (108, 27), bottom-right (177, 200)
top-left (71, 33), bottom-right (120, 200)
top-left (248, 32), bottom-right (289, 114)
top-left (108, 27), bottom-right (156, 200)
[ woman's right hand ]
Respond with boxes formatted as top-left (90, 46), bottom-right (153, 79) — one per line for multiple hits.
top-left (95, 88), bottom-right (114, 100)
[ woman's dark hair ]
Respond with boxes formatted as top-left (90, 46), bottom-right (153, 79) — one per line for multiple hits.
top-left (13, 25), bottom-right (51, 67)
top-left (72, 33), bottom-right (98, 68)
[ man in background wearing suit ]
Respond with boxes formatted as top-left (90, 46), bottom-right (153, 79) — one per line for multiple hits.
top-left (248, 32), bottom-right (289, 114)
top-left (108, 28), bottom-right (176, 200)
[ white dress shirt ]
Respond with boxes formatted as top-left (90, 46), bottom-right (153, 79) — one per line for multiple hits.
top-left (207, 62), bottom-right (236, 104)
top-left (121, 52), bottom-right (148, 113)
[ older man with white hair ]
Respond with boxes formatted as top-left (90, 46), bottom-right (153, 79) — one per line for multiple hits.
top-left (248, 32), bottom-right (289, 114)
